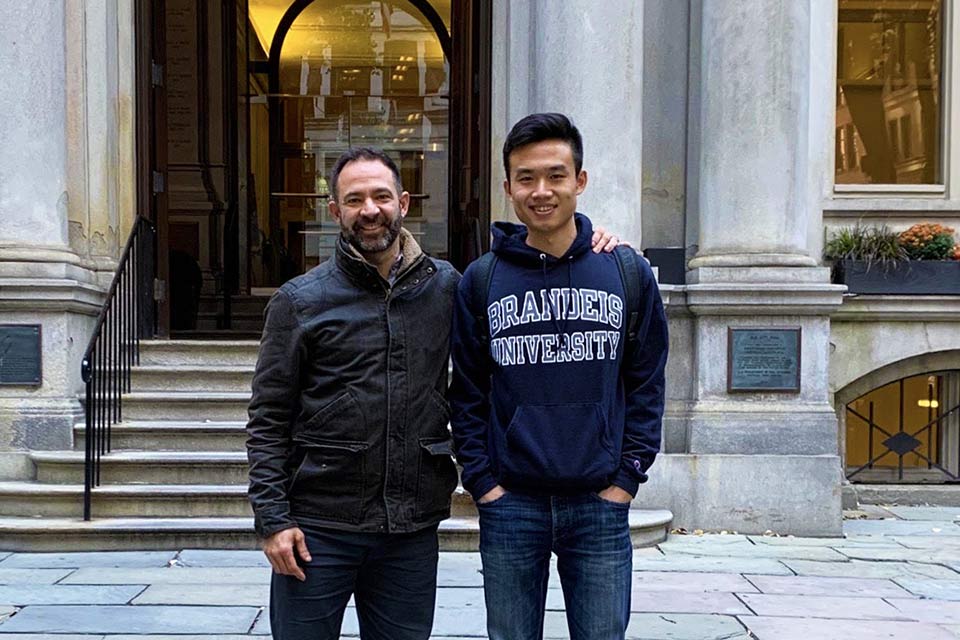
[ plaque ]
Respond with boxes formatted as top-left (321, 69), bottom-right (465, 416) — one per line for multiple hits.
top-left (0, 325), bottom-right (42, 386)
top-left (727, 327), bottom-right (800, 393)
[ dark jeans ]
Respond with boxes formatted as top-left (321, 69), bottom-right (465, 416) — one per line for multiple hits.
top-left (478, 491), bottom-right (632, 640)
top-left (270, 523), bottom-right (439, 640)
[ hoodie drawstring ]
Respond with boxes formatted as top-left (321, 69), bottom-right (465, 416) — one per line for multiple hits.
top-left (541, 253), bottom-right (575, 353)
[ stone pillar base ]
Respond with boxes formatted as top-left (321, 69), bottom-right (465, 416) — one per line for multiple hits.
top-left (634, 453), bottom-right (843, 537)
top-left (0, 253), bottom-right (102, 480)
top-left (665, 266), bottom-right (847, 536)
top-left (687, 405), bottom-right (840, 455)
top-left (0, 398), bottom-right (83, 480)
top-left (0, 452), bottom-right (33, 480)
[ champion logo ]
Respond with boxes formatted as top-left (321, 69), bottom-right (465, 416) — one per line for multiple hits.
top-left (633, 459), bottom-right (642, 471)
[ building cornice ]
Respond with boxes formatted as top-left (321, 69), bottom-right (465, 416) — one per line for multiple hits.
top-left (0, 277), bottom-right (105, 316)
top-left (683, 283), bottom-right (846, 316)
top-left (832, 295), bottom-right (960, 322)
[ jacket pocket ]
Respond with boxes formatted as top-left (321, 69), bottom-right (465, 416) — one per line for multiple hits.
top-left (428, 389), bottom-right (451, 425)
top-left (302, 391), bottom-right (359, 432)
top-left (289, 439), bottom-right (368, 524)
top-left (416, 437), bottom-right (458, 520)
top-left (499, 403), bottom-right (615, 488)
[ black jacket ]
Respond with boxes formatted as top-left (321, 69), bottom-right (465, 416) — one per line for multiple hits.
top-left (246, 230), bottom-right (461, 537)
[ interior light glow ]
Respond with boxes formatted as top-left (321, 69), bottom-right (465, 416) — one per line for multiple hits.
top-left (918, 399), bottom-right (940, 409)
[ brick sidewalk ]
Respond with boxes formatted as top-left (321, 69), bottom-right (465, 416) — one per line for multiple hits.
top-left (2, 506), bottom-right (960, 639)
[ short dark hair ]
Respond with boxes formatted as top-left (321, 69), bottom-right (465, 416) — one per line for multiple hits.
top-left (329, 147), bottom-right (403, 202)
top-left (502, 112), bottom-right (584, 179)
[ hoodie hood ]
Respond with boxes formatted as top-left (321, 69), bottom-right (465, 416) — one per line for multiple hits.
top-left (491, 213), bottom-right (594, 266)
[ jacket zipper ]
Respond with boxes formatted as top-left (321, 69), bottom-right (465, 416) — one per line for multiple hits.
top-left (380, 254), bottom-right (426, 532)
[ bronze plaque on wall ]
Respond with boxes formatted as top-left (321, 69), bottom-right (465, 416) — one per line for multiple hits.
top-left (0, 325), bottom-right (42, 386)
top-left (727, 327), bottom-right (801, 393)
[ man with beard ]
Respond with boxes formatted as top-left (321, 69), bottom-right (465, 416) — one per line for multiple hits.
top-left (247, 147), bottom-right (459, 639)
top-left (247, 146), bottom-right (621, 639)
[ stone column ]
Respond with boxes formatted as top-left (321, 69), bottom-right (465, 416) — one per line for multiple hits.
top-left (637, 0), bottom-right (847, 535)
top-left (66, 0), bottom-right (131, 275)
top-left (690, 0), bottom-right (817, 269)
top-left (491, 0), bottom-right (644, 244)
top-left (0, 2), bottom-right (102, 478)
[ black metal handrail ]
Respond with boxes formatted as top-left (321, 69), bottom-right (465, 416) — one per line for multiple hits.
top-left (80, 216), bottom-right (155, 520)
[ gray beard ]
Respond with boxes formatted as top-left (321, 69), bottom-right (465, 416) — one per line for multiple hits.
top-left (344, 215), bottom-right (403, 253)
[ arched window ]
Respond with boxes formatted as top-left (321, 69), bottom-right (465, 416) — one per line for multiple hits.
top-left (248, 0), bottom-right (452, 284)
top-left (846, 371), bottom-right (960, 483)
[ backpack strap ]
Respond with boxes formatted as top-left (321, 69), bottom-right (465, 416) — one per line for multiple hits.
top-left (613, 246), bottom-right (642, 356)
top-left (469, 252), bottom-right (499, 348)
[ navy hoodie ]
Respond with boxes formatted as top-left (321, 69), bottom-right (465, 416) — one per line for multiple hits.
top-left (449, 213), bottom-right (669, 500)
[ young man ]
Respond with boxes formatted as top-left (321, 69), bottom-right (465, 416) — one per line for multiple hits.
top-left (449, 113), bottom-right (669, 640)
top-left (246, 146), bottom-right (622, 640)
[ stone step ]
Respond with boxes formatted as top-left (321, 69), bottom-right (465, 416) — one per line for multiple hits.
top-left (169, 330), bottom-right (263, 340)
top-left (0, 517), bottom-right (259, 551)
top-left (199, 295), bottom-right (270, 315)
top-left (31, 451), bottom-right (249, 485)
top-left (852, 483), bottom-right (960, 507)
top-left (0, 510), bottom-right (671, 552)
top-left (0, 479), bottom-right (479, 521)
top-left (119, 391), bottom-right (249, 421)
top-left (74, 421), bottom-right (248, 451)
top-left (0, 482), bottom-right (253, 518)
top-left (129, 365), bottom-right (254, 393)
top-left (138, 340), bottom-right (259, 366)
top-left (196, 311), bottom-right (265, 332)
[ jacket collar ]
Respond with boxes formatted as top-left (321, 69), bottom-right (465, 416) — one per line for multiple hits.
top-left (335, 227), bottom-right (425, 288)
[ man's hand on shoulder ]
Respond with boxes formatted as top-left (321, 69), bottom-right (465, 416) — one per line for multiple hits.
top-left (262, 526), bottom-right (312, 581)
top-left (598, 485), bottom-right (634, 504)
top-left (591, 226), bottom-right (630, 254)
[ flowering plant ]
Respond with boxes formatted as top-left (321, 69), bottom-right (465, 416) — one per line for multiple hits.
top-left (898, 223), bottom-right (956, 261)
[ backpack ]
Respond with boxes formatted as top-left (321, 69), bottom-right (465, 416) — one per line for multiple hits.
top-left (469, 245), bottom-right (642, 357)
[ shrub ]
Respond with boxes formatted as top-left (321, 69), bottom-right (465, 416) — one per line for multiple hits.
top-left (899, 223), bottom-right (957, 260)
top-left (824, 224), bottom-right (908, 266)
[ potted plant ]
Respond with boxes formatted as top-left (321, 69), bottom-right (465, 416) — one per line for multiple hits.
top-left (826, 223), bottom-right (960, 295)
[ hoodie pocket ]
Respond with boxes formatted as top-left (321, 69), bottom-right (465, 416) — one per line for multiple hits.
top-left (289, 439), bottom-right (368, 524)
top-left (500, 403), bottom-right (615, 488)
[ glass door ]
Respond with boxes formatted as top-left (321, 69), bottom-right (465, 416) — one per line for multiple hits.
top-left (247, 0), bottom-right (453, 287)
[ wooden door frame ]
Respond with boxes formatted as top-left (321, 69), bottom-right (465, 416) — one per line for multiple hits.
top-left (450, 0), bottom-right (492, 267)
top-left (263, 0), bottom-right (489, 273)
top-left (137, 0), bottom-right (243, 335)
top-left (135, 0), bottom-right (169, 337)
top-left (138, 0), bottom-right (491, 319)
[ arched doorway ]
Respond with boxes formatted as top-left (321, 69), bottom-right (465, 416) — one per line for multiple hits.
top-left (842, 367), bottom-right (960, 483)
top-left (251, 0), bottom-right (458, 286)
top-left (139, 0), bottom-right (490, 335)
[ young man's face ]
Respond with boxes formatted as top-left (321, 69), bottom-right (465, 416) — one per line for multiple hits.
top-left (329, 159), bottom-right (409, 254)
top-left (504, 139), bottom-right (587, 238)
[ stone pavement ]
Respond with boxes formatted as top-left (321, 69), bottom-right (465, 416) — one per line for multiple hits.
top-left (1, 506), bottom-right (960, 638)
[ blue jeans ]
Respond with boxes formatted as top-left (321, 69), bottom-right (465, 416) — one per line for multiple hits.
top-left (478, 491), bottom-right (632, 640)
top-left (270, 524), bottom-right (439, 640)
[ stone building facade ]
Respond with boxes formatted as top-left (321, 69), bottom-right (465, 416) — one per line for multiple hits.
top-left (1, 0), bottom-right (958, 537)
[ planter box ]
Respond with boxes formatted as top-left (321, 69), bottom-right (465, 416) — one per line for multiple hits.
top-left (643, 247), bottom-right (686, 284)
top-left (833, 259), bottom-right (960, 295)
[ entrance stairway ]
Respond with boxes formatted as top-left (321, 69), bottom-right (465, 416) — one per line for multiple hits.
top-left (0, 340), bottom-right (672, 551)
top-left (192, 294), bottom-right (269, 336)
